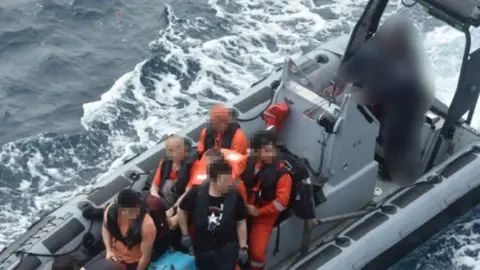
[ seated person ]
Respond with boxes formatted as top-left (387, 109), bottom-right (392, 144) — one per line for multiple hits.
top-left (243, 130), bottom-right (292, 270)
top-left (197, 104), bottom-right (248, 156)
top-left (102, 189), bottom-right (156, 270)
top-left (187, 148), bottom-right (248, 202)
top-left (177, 160), bottom-right (249, 270)
top-left (147, 135), bottom-right (195, 229)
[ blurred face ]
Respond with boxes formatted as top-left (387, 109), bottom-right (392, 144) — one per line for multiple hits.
top-left (206, 154), bottom-right (222, 168)
top-left (382, 24), bottom-right (409, 54)
top-left (210, 114), bottom-right (230, 133)
top-left (259, 143), bottom-right (276, 163)
top-left (166, 137), bottom-right (186, 161)
top-left (119, 206), bottom-right (141, 220)
top-left (215, 173), bottom-right (233, 194)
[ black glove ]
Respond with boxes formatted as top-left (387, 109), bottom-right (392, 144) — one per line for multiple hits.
top-left (180, 235), bottom-right (192, 249)
top-left (237, 247), bottom-right (249, 266)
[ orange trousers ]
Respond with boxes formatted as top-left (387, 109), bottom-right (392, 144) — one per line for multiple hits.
top-left (248, 215), bottom-right (278, 270)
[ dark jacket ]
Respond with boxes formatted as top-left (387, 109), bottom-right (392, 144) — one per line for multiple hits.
top-left (337, 15), bottom-right (431, 110)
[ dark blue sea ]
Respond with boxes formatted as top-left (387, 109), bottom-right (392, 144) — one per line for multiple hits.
top-left (0, 0), bottom-right (479, 269)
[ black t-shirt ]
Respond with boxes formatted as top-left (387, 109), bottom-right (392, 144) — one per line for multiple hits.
top-left (179, 185), bottom-right (247, 252)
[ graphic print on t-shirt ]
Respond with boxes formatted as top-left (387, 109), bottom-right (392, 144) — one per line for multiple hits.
top-left (207, 204), bottom-right (224, 231)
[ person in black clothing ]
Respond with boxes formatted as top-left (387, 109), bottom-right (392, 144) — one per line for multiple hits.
top-left (178, 159), bottom-right (249, 270)
top-left (325, 14), bottom-right (432, 182)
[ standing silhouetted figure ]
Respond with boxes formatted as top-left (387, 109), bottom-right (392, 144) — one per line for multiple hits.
top-left (326, 14), bottom-right (433, 183)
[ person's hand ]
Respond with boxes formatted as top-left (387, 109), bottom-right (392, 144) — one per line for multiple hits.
top-left (246, 205), bottom-right (259, 217)
top-left (105, 250), bottom-right (116, 261)
top-left (180, 235), bottom-right (192, 249)
top-left (166, 207), bottom-right (174, 217)
top-left (150, 191), bottom-right (160, 198)
top-left (238, 247), bottom-right (249, 265)
top-left (323, 85), bottom-right (341, 97)
top-left (168, 216), bottom-right (179, 230)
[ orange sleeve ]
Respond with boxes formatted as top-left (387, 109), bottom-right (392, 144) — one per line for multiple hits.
top-left (197, 128), bottom-right (207, 156)
top-left (236, 180), bottom-right (248, 203)
top-left (236, 154), bottom-right (247, 175)
top-left (231, 129), bottom-right (248, 155)
top-left (186, 177), bottom-right (194, 189)
top-left (258, 173), bottom-right (292, 216)
top-left (187, 159), bottom-right (205, 189)
top-left (151, 159), bottom-right (163, 187)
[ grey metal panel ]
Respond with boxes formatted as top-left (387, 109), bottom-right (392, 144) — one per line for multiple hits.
top-left (275, 80), bottom-right (339, 180)
top-left (0, 216), bottom-right (55, 264)
top-left (42, 218), bottom-right (85, 253)
top-left (430, 97), bottom-right (448, 118)
top-left (87, 176), bottom-right (131, 206)
top-left (324, 93), bottom-right (380, 186)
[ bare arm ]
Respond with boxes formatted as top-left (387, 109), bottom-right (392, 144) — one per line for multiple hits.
top-left (102, 224), bottom-right (113, 252)
top-left (137, 221), bottom-right (157, 270)
top-left (137, 236), bottom-right (155, 270)
top-left (150, 185), bottom-right (160, 197)
top-left (178, 187), bottom-right (195, 235)
top-left (236, 219), bottom-right (247, 248)
top-left (178, 209), bottom-right (189, 236)
top-left (150, 159), bottom-right (163, 197)
top-left (102, 206), bottom-right (113, 254)
top-left (174, 189), bottom-right (189, 208)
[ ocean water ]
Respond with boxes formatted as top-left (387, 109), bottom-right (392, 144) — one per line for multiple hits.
top-left (0, 0), bottom-right (480, 269)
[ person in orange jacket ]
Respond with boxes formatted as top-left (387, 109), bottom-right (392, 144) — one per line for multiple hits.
top-left (243, 130), bottom-right (292, 270)
top-left (148, 135), bottom-right (195, 230)
top-left (197, 104), bottom-right (248, 156)
top-left (188, 148), bottom-right (248, 203)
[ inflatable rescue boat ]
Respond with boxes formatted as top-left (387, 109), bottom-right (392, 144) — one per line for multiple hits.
top-left (2, 0), bottom-right (480, 269)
